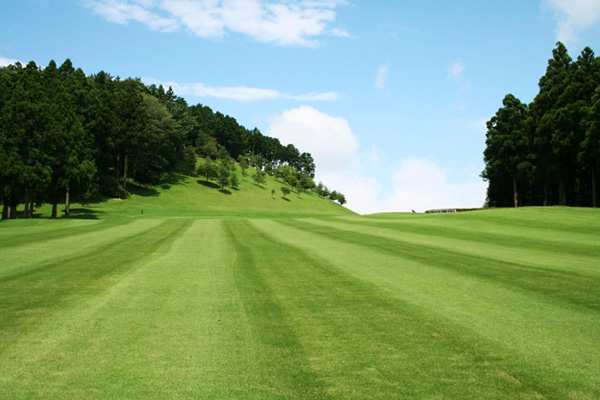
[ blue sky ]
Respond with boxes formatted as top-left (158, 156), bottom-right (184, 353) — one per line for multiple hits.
top-left (2, 1), bottom-right (600, 213)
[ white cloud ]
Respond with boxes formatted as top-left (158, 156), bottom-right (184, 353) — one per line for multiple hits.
top-left (331, 27), bottom-right (350, 37)
top-left (385, 158), bottom-right (487, 213)
top-left (268, 105), bottom-right (359, 180)
top-left (82, 0), bottom-right (179, 31)
top-left (82, 0), bottom-right (347, 46)
top-left (288, 91), bottom-right (340, 101)
top-left (143, 78), bottom-right (339, 101)
top-left (544, 0), bottom-right (600, 43)
top-left (342, 176), bottom-right (383, 215)
top-left (447, 61), bottom-right (465, 80)
top-left (267, 108), bottom-right (487, 215)
top-left (268, 106), bottom-right (384, 214)
top-left (363, 145), bottom-right (384, 167)
top-left (375, 64), bottom-right (389, 89)
top-left (0, 57), bottom-right (20, 67)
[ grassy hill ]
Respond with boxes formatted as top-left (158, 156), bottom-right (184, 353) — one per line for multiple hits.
top-left (1, 197), bottom-right (599, 398)
top-left (28, 166), bottom-right (355, 219)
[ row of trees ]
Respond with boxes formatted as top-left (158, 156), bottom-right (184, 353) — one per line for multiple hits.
top-left (0, 59), bottom-right (321, 218)
top-left (195, 154), bottom-right (347, 206)
top-left (482, 42), bottom-right (600, 208)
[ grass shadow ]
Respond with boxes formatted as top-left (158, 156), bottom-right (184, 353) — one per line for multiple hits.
top-left (281, 197), bottom-right (291, 202)
top-left (128, 184), bottom-right (160, 197)
top-left (197, 180), bottom-right (220, 189)
top-left (160, 173), bottom-right (188, 189)
top-left (66, 208), bottom-right (104, 220)
top-left (219, 189), bottom-right (232, 195)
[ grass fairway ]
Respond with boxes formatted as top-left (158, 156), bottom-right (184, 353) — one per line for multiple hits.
top-left (1, 207), bottom-right (599, 398)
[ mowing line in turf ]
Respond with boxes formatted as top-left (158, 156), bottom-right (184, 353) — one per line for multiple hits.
top-left (0, 219), bottom-right (192, 355)
top-left (224, 219), bottom-right (584, 399)
top-left (279, 218), bottom-right (600, 312)
top-left (252, 218), bottom-right (599, 399)
top-left (0, 219), bottom-right (160, 280)
top-left (326, 216), bottom-right (600, 268)
top-left (223, 219), bottom-right (333, 399)
top-left (0, 219), bottom-right (125, 250)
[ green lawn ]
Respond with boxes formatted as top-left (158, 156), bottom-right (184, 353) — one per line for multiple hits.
top-left (26, 169), bottom-right (354, 219)
top-left (0, 207), bottom-right (599, 399)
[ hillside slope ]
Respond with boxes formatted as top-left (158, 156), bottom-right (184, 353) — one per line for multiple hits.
top-left (31, 167), bottom-right (354, 219)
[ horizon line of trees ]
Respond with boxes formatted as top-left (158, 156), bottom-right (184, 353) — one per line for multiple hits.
top-left (0, 58), bottom-right (333, 219)
top-left (482, 42), bottom-right (600, 208)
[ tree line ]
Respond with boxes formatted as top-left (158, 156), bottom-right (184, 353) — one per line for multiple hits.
top-left (482, 42), bottom-right (600, 208)
top-left (0, 59), bottom-right (335, 219)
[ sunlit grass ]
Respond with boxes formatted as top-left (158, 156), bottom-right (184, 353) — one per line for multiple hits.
top-left (0, 207), bottom-right (598, 398)
top-left (27, 168), bottom-right (353, 219)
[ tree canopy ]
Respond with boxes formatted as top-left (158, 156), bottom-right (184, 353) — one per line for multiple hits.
top-left (482, 42), bottom-right (600, 208)
top-left (0, 58), bottom-right (331, 219)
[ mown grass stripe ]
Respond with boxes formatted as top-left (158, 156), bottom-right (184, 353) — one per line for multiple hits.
top-left (329, 216), bottom-right (600, 266)
top-left (324, 216), bottom-right (600, 276)
top-left (0, 219), bottom-right (260, 399)
top-left (0, 219), bottom-right (160, 280)
top-left (279, 218), bottom-right (600, 312)
top-left (233, 219), bottom-right (586, 399)
top-left (252, 218), bottom-right (599, 399)
top-left (223, 219), bottom-right (332, 399)
top-left (0, 218), bottom-right (192, 352)
top-left (0, 219), bottom-right (126, 250)
top-left (455, 207), bottom-right (600, 235)
top-left (366, 207), bottom-right (600, 236)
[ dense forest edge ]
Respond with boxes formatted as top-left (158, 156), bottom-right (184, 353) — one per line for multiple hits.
top-left (483, 42), bottom-right (600, 208)
top-left (0, 59), bottom-right (346, 219)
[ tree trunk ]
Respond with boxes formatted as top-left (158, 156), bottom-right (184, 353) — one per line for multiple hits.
top-left (116, 153), bottom-right (120, 182)
top-left (543, 184), bottom-right (549, 206)
top-left (51, 203), bottom-right (58, 219)
top-left (65, 187), bottom-right (70, 217)
top-left (592, 168), bottom-right (597, 208)
top-left (512, 174), bottom-right (519, 208)
top-left (30, 200), bottom-right (35, 218)
top-left (23, 195), bottom-right (30, 219)
top-left (559, 179), bottom-right (566, 206)
top-left (2, 204), bottom-right (9, 220)
top-left (9, 204), bottom-right (17, 219)
top-left (123, 154), bottom-right (128, 190)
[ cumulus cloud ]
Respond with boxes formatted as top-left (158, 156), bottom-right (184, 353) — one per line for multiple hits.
top-left (447, 61), bottom-right (465, 80)
top-left (267, 107), bottom-right (487, 214)
top-left (544, 0), bottom-right (600, 43)
top-left (0, 57), bottom-right (20, 67)
top-left (375, 64), bottom-right (389, 89)
top-left (385, 158), bottom-right (487, 213)
top-left (82, 0), bottom-right (348, 46)
top-left (268, 106), bottom-right (384, 213)
top-left (269, 105), bottom-right (359, 180)
top-left (143, 78), bottom-right (339, 101)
